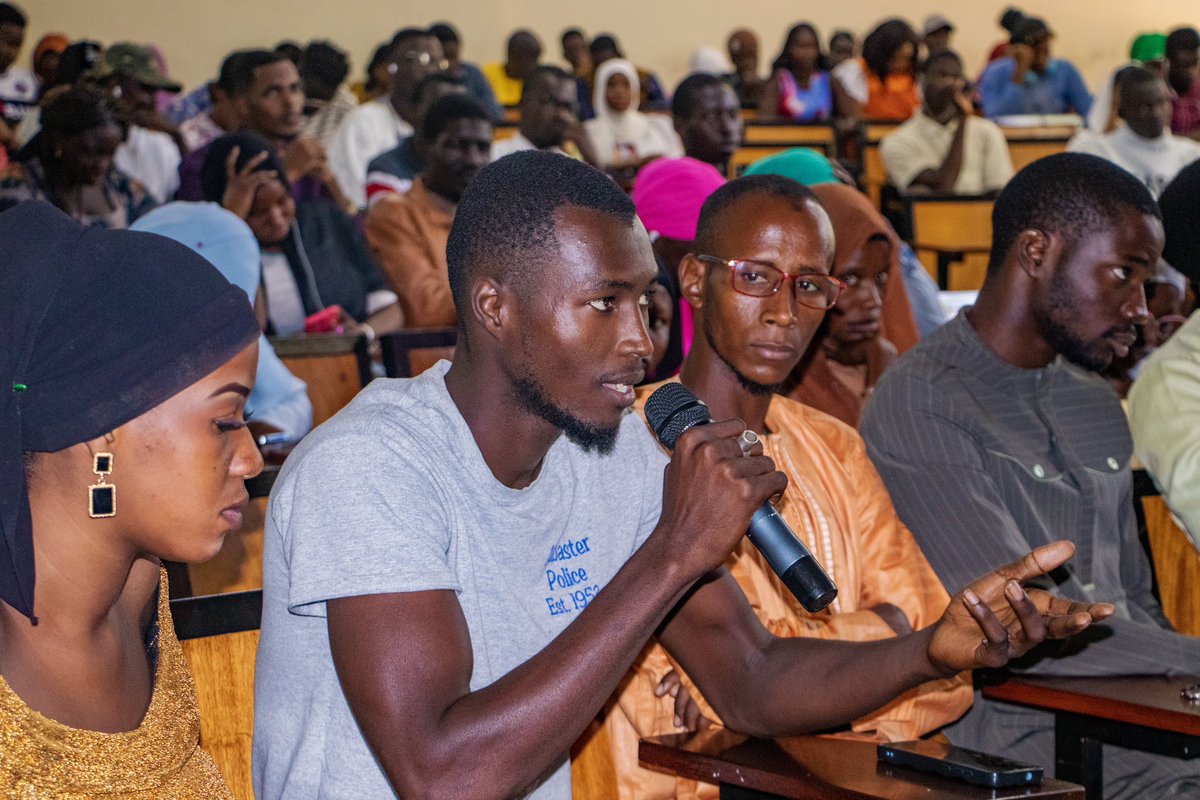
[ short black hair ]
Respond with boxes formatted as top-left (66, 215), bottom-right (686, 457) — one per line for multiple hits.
top-left (215, 50), bottom-right (249, 94)
top-left (429, 22), bottom-right (459, 46)
top-left (228, 50), bottom-right (291, 96)
top-left (923, 49), bottom-right (963, 74)
top-left (365, 42), bottom-right (392, 92)
top-left (1159, 161), bottom-right (1200, 282)
top-left (590, 34), bottom-right (621, 58)
top-left (988, 153), bottom-right (1161, 275)
top-left (861, 19), bottom-right (918, 80)
top-left (1010, 17), bottom-right (1050, 46)
top-left (301, 41), bottom-right (350, 91)
top-left (447, 151), bottom-right (636, 323)
top-left (561, 28), bottom-right (585, 47)
top-left (830, 30), bottom-right (854, 48)
top-left (413, 71), bottom-right (465, 107)
top-left (422, 92), bottom-right (491, 141)
top-left (999, 7), bottom-right (1025, 34)
top-left (274, 41), bottom-right (302, 65)
top-left (519, 64), bottom-right (572, 104)
top-left (1166, 27), bottom-right (1200, 57)
top-left (695, 174), bottom-right (818, 255)
top-left (1116, 64), bottom-right (1160, 105)
top-left (24, 83), bottom-right (125, 163)
top-left (672, 72), bottom-right (729, 119)
top-left (0, 2), bottom-right (26, 28)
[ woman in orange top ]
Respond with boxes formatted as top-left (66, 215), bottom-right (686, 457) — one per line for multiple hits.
top-left (832, 19), bottom-right (921, 125)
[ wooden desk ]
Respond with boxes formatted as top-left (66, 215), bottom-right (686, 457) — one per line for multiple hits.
top-left (906, 196), bottom-right (994, 290)
top-left (983, 676), bottom-right (1200, 799)
top-left (640, 730), bottom-right (1084, 799)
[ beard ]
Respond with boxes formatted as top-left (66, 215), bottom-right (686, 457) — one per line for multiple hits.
top-left (510, 373), bottom-right (620, 455)
top-left (1035, 272), bottom-right (1132, 373)
top-left (703, 311), bottom-right (781, 396)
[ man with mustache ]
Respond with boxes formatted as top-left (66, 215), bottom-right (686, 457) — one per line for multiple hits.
top-left (862, 152), bottom-right (1200, 799)
top-left (366, 93), bottom-right (493, 328)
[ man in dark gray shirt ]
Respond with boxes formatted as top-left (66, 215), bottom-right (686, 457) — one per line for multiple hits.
top-left (863, 152), bottom-right (1200, 799)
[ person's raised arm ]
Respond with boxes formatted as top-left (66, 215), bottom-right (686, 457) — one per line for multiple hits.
top-left (326, 419), bottom-right (785, 799)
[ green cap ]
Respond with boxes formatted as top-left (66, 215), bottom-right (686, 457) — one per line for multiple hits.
top-left (1130, 33), bottom-right (1167, 64)
top-left (742, 148), bottom-right (837, 186)
top-left (87, 42), bottom-right (182, 93)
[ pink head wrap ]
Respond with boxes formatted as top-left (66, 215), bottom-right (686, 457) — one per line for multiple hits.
top-left (631, 157), bottom-right (725, 242)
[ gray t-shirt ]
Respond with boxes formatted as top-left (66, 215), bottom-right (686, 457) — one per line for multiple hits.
top-left (253, 361), bottom-right (666, 798)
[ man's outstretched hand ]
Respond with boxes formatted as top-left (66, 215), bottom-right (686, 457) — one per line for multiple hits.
top-left (927, 540), bottom-right (1115, 674)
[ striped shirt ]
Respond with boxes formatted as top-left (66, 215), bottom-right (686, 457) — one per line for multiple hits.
top-left (861, 311), bottom-right (1200, 675)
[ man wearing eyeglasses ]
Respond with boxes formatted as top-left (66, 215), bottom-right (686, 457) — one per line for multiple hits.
top-left (329, 27), bottom-right (447, 208)
top-left (603, 173), bottom-right (973, 798)
top-left (490, 65), bottom-right (600, 167)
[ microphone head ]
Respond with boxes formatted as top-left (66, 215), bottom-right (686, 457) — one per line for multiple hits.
top-left (644, 382), bottom-right (711, 450)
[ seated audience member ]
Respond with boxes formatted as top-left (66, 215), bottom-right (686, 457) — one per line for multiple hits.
top-left (589, 33), bottom-right (668, 112)
top-left (251, 148), bottom-right (1111, 800)
top-left (744, 148), bottom-right (946, 339)
top-left (882, 50), bottom-right (1014, 195)
top-left (561, 28), bottom-right (590, 79)
top-left (726, 29), bottom-right (763, 108)
top-left (0, 200), bottom-right (262, 797)
top-left (607, 174), bottom-right (971, 800)
top-left (758, 23), bottom-right (833, 122)
top-left (490, 65), bottom-right (599, 165)
top-left (300, 40), bottom-right (357, 149)
top-left (483, 29), bottom-right (541, 108)
top-left (329, 28), bottom-right (444, 208)
top-left (827, 30), bottom-right (856, 71)
top-left (1130, 162), bottom-right (1200, 546)
top-left (832, 19), bottom-right (921, 125)
top-left (584, 58), bottom-right (682, 178)
top-left (0, 3), bottom-right (34, 159)
top-left (922, 14), bottom-right (954, 59)
top-left (687, 47), bottom-right (729, 77)
top-left (430, 23), bottom-right (502, 123)
top-left (87, 43), bottom-right (184, 203)
top-left (366, 94), bottom-right (492, 328)
top-left (862, 153), bottom-right (1200, 799)
top-left (631, 156), bottom-right (727, 374)
top-left (179, 51), bottom-right (246, 153)
top-left (131, 202), bottom-right (313, 440)
top-left (985, 7), bottom-right (1024, 66)
top-left (364, 72), bottom-right (466, 203)
top-left (1087, 33), bottom-right (1167, 134)
top-left (672, 72), bottom-right (743, 176)
top-left (0, 84), bottom-right (154, 227)
top-left (978, 17), bottom-right (1092, 118)
top-left (10, 40), bottom-right (101, 150)
top-left (179, 49), bottom-right (347, 210)
top-left (1070, 66), bottom-right (1200, 197)
top-left (31, 34), bottom-right (68, 96)
top-left (201, 132), bottom-right (401, 338)
top-left (786, 182), bottom-right (913, 427)
top-left (1166, 27), bottom-right (1200, 140)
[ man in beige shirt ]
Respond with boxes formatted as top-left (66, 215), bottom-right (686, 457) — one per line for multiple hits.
top-left (881, 51), bottom-right (1014, 195)
top-left (366, 94), bottom-right (492, 327)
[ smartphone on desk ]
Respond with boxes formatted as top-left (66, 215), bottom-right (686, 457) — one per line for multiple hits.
top-left (878, 739), bottom-right (1043, 788)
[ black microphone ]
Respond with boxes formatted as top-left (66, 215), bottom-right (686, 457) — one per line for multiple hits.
top-left (644, 382), bottom-right (838, 612)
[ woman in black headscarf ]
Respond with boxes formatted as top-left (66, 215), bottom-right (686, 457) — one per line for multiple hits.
top-left (0, 200), bottom-right (260, 796)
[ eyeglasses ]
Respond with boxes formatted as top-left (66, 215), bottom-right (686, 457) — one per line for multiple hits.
top-left (388, 52), bottom-right (450, 72)
top-left (697, 255), bottom-right (845, 310)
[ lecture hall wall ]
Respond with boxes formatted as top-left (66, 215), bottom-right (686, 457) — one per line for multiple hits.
top-left (19, 0), bottom-right (1200, 106)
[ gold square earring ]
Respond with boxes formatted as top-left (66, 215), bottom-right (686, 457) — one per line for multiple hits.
top-left (89, 453), bottom-right (116, 518)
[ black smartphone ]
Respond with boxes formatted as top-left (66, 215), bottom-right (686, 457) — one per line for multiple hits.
top-left (877, 739), bottom-right (1043, 788)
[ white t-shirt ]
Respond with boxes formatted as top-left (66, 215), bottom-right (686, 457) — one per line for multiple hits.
top-left (114, 125), bottom-right (181, 203)
top-left (880, 112), bottom-right (1015, 194)
top-left (327, 98), bottom-right (413, 209)
top-left (490, 131), bottom-right (571, 162)
top-left (0, 66), bottom-right (37, 129)
top-left (253, 363), bottom-right (666, 799)
top-left (260, 251), bottom-right (307, 335)
top-left (1068, 124), bottom-right (1200, 198)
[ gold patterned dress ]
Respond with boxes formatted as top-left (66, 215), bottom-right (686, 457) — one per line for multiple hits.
top-left (0, 570), bottom-right (233, 798)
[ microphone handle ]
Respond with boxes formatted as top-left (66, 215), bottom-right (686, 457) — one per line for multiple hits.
top-left (747, 504), bottom-right (838, 612)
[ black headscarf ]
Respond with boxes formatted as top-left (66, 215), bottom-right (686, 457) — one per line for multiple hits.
top-left (200, 131), bottom-right (287, 206)
top-left (1, 200), bottom-right (259, 621)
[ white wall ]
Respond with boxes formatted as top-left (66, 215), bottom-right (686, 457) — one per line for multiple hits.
top-left (18, 0), bottom-right (1200, 100)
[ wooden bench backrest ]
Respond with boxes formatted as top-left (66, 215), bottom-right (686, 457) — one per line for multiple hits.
top-left (379, 327), bottom-right (458, 379)
top-left (272, 334), bottom-right (372, 427)
top-left (1138, 490), bottom-right (1200, 637)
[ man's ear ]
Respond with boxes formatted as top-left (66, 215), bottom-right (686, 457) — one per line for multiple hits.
top-left (1015, 228), bottom-right (1053, 280)
top-left (679, 253), bottom-right (707, 311)
top-left (470, 275), bottom-right (509, 342)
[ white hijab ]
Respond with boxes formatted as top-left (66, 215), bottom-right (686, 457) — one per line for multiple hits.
top-left (587, 58), bottom-right (654, 165)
